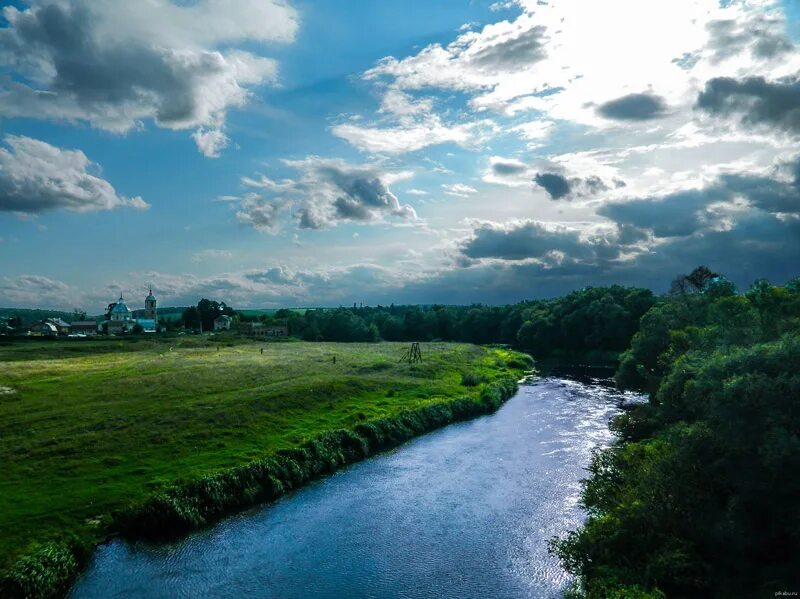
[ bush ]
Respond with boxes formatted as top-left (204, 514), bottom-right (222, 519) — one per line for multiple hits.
top-left (460, 373), bottom-right (486, 387)
top-left (0, 542), bottom-right (82, 599)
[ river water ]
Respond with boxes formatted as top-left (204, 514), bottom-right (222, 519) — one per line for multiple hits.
top-left (69, 374), bottom-right (637, 599)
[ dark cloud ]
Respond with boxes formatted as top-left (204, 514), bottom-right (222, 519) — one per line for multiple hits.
top-left (0, 135), bottom-right (148, 214)
top-left (696, 76), bottom-right (800, 134)
top-left (584, 175), bottom-right (610, 194)
top-left (706, 17), bottom-right (793, 63)
top-left (333, 196), bottom-right (372, 221)
top-left (599, 189), bottom-right (717, 238)
top-left (471, 25), bottom-right (547, 71)
top-left (492, 160), bottom-right (529, 176)
top-left (534, 173), bottom-right (571, 199)
top-left (600, 158), bottom-right (800, 239)
top-left (534, 172), bottom-right (614, 200)
top-left (459, 220), bottom-right (622, 265)
top-left (597, 93), bottom-right (667, 121)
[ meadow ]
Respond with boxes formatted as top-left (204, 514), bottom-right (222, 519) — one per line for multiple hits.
top-left (0, 336), bottom-right (528, 582)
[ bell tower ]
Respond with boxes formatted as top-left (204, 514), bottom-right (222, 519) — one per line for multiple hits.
top-left (144, 286), bottom-right (157, 320)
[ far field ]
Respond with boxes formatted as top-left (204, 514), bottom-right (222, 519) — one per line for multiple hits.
top-left (0, 337), bottom-right (526, 569)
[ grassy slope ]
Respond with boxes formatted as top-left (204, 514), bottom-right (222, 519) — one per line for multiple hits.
top-left (0, 337), bottom-right (525, 570)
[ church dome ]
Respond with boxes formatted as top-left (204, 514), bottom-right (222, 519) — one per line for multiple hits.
top-left (145, 287), bottom-right (156, 302)
top-left (111, 297), bottom-right (131, 314)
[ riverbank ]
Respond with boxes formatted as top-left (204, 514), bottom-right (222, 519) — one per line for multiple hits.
top-left (70, 374), bottom-right (631, 599)
top-left (0, 339), bottom-right (530, 598)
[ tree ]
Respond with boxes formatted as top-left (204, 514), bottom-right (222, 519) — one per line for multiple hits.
top-left (686, 265), bottom-right (718, 292)
top-left (181, 306), bottom-right (201, 330)
top-left (105, 302), bottom-right (117, 320)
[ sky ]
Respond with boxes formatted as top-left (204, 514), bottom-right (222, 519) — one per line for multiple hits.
top-left (1, 0), bottom-right (800, 311)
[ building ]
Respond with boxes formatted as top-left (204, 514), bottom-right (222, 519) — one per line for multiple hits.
top-left (214, 314), bottom-right (232, 331)
top-left (144, 288), bottom-right (157, 320)
top-left (46, 318), bottom-right (71, 335)
top-left (236, 322), bottom-right (288, 337)
top-left (105, 289), bottom-right (159, 334)
top-left (236, 321), bottom-right (264, 336)
top-left (107, 295), bottom-right (134, 334)
top-left (69, 321), bottom-right (98, 336)
top-left (28, 321), bottom-right (58, 337)
top-left (136, 319), bottom-right (157, 333)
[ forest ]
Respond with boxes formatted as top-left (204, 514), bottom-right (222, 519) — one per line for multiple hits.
top-left (208, 284), bottom-right (656, 365)
top-left (552, 268), bottom-right (800, 598)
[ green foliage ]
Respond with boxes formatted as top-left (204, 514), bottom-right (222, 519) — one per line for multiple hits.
top-left (516, 286), bottom-right (655, 362)
top-left (460, 373), bottom-right (487, 387)
top-left (0, 541), bottom-right (82, 599)
top-left (182, 298), bottom-right (235, 331)
top-left (555, 271), bottom-right (800, 597)
top-left (240, 286), bottom-right (652, 357)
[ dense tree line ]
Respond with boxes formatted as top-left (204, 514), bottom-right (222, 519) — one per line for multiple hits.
top-left (552, 268), bottom-right (800, 598)
top-left (181, 299), bottom-right (236, 332)
top-left (238, 286), bottom-right (654, 361)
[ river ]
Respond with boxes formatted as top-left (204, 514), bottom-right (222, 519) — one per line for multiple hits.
top-left (69, 373), bottom-right (638, 599)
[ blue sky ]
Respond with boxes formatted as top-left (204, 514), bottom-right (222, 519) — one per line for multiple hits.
top-left (1, 0), bottom-right (800, 310)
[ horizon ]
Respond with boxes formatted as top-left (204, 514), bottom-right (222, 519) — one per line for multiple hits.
top-left (2, 0), bottom-right (800, 312)
top-left (1, 270), bottom-right (796, 316)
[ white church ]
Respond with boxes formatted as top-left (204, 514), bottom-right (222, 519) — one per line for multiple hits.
top-left (106, 288), bottom-right (158, 334)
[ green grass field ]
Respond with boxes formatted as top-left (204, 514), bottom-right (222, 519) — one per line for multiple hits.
top-left (0, 337), bottom-right (526, 571)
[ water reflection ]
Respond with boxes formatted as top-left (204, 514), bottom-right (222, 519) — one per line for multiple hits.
top-left (70, 375), bottom-right (639, 599)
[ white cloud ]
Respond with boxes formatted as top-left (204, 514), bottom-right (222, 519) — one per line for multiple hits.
top-left (332, 87), bottom-right (497, 154)
top-left (0, 135), bottom-right (148, 214)
top-left (0, 274), bottom-right (73, 308)
top-left (511, 119), bottom-right (554, 142)
top-left (442, 183), bottom-right (479, 197)
top-left (365, 0), bottom-right (800, 132)
top-left (0, 0), bottom-right (298, 156)
top-left (192, 128), bottom-right (229, 158)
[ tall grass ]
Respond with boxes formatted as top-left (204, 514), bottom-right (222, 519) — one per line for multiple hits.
top-left (0, 541), bottom-right (87, 599)
top-left (115, 376), bottom-right (518, 539)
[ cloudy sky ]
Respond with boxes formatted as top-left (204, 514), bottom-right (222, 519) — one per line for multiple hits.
top-left (1, 0), bottom-right (799, 311)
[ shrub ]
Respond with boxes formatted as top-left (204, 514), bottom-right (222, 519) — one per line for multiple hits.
top-left (0, 542), bottom-right (81, 599)
top-left (460, 373), bottom-right (486, 387)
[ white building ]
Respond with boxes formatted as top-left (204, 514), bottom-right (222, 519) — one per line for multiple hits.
top-left (105, 290), bottom-right (158, 334)
top-left (214, 314), bottom-right (233, 331)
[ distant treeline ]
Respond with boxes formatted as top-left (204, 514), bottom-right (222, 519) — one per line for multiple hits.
top-left (0, 308), bottom-right (80, 327)
top-left (243, 285), bottom-right (655, 362)
top-left (552, 267), bottom-right (800, 597)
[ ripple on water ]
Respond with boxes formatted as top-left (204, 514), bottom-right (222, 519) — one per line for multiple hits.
top-left (69, 377), bottom-right (641, 599)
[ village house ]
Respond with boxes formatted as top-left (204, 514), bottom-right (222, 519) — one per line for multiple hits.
top-left (235, 322), bottom-right (288, 338)
top-left (213, 314), bottom-right (232, 331)
top-left (69, 321), bottom-right (99, 336)
top-left (28, 321), bottom-right (58, 337)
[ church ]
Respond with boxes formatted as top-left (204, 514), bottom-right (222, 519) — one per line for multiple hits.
top-left (105, 288), bottom-right (158, 334)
